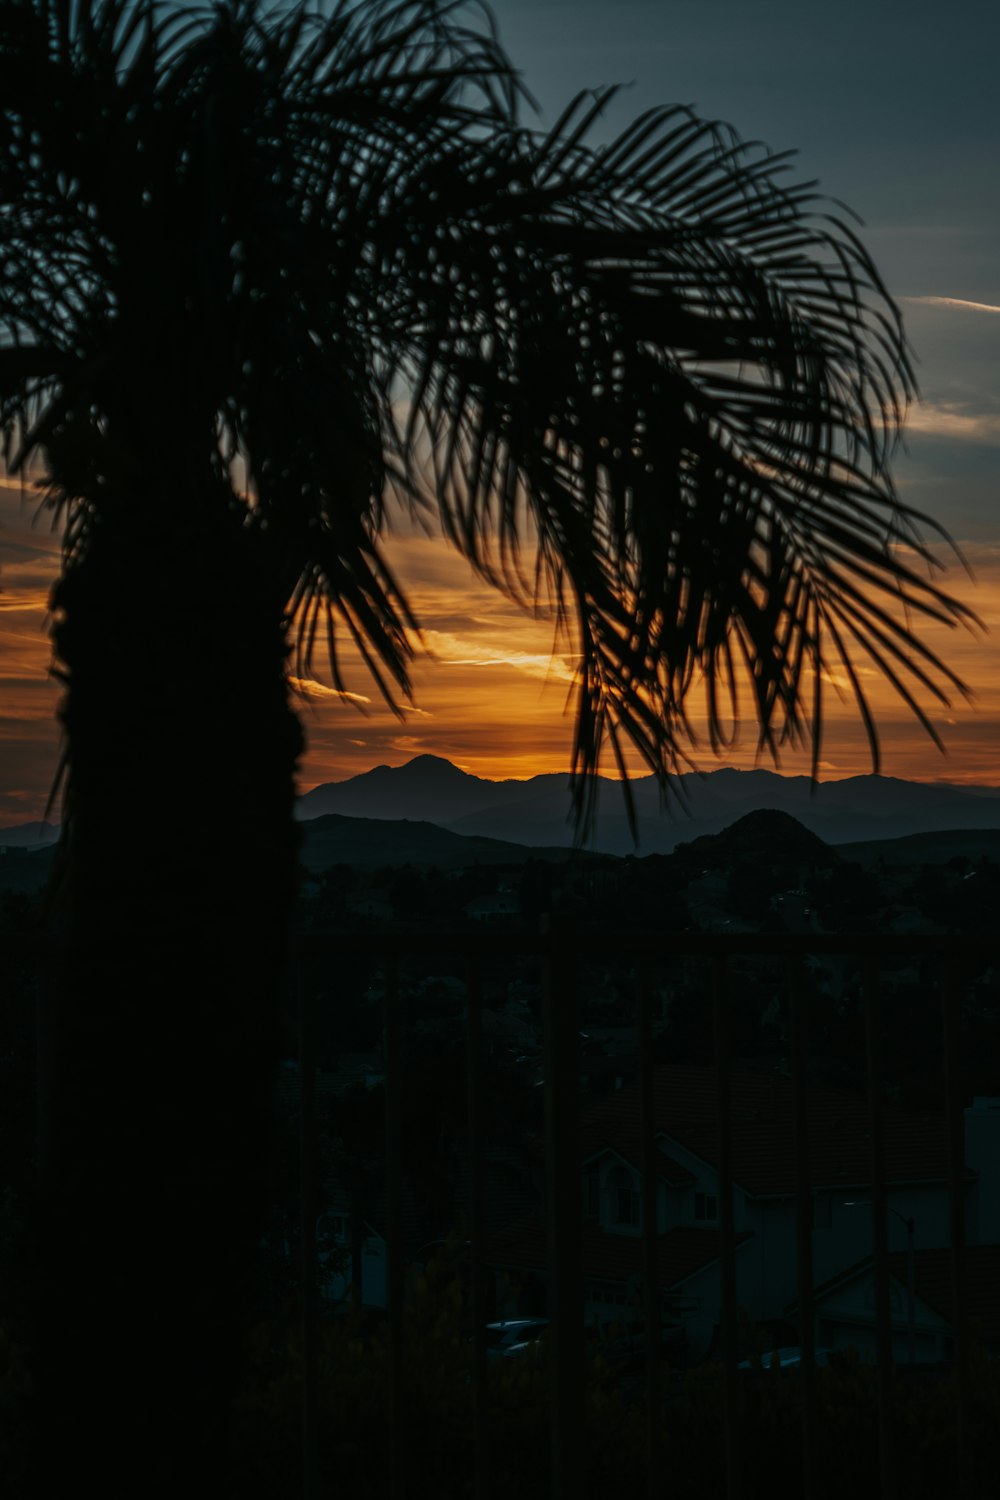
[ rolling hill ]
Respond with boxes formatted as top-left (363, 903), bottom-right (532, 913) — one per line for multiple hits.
top-left (298, 812), bottom-right (599, 872)
top-left (298, 756), bottom-right (1000, 855)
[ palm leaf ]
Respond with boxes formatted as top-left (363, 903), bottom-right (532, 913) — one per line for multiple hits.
top-left (0, 0), bottom-right (978, 840)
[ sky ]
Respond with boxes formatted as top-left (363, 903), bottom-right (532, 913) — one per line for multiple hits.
top-left (1, 0), bottom-right (998, 822)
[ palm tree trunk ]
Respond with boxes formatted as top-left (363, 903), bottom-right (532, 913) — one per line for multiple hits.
top-left (32, 506), bottom-right (303, 1496)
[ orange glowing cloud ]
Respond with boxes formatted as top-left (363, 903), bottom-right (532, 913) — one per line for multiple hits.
top-left (296, 527), bottom-right (998, 792)
top-left (905, 404), bottom-right (1000, 442)
top-left (1, 477), bottom-right (997, 823)
top-left (288, 676), bottom-right (372, 706)
top-left (903, 296), bottom-right (1000, 317)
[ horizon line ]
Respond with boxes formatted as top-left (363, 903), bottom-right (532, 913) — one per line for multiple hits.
top-left (301, 753), bottom-right (1000, 794)
top-left (4, 756), bottom-right (998, 830)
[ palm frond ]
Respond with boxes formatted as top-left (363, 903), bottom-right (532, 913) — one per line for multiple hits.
top-left (0, 0), bottom-right (978, 840)
top-left (373, 89), bottom-right (975, 832)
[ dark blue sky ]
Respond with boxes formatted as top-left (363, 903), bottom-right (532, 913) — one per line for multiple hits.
top-left (494, 0), bottom-right (1000, 537)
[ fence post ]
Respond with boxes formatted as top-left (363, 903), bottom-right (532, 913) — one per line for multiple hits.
top-left (638, 965), bottom-right (661, 1500)
top-left (712, 954), bottom-right (741, 1500)
top-left (298, 952), bottom-right (319, 1500)
top-left (864, 958), bottom-right (896, 1500)
top-left (543, 913), bottom-right (585, 1500)
top-left (466, 956), bottom-right (490, 1500)
top-left (942, 956), bottom-right (971, 1495)
top-left (789, 955), bottom-right (816, 1498)
top-left (384, 949), bottom-right (405, 1500)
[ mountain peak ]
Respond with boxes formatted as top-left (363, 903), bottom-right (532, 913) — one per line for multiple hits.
top-left (398, 754), bottom-right (471, 779)
top-left (680, 808), bottom-right (839, 871)
top-left (298, 754), bottom-right (495, 824)
top-left (298, 758), bottom-right (1000, 853)
top-left (349, 754), bottom-right (471, 785)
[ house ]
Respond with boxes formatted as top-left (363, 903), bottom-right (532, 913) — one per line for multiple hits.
top-left (323, 1145), bottom-right (538, 1313)
top-left (804, 1243), bottom-right (1000, 1363)
top-left (464, 892), bottom-right (521, 921)
top-left (796, 1096), bottom-right (1000, 1363)
top-left (491, 1203), bottom-right (752, 1362)
top-left (318, 1189), bottom-right (389, 1310)
top-left (488, 1066), bottom-right (994, 1362)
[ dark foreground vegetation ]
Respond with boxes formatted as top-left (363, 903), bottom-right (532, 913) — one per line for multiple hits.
top-left (3, 1249), bottom-right (997, 1500)
top-left (2, 852), bottom-right (999, 1498)
top-left (230, 1303), bottom-right (997, 1500)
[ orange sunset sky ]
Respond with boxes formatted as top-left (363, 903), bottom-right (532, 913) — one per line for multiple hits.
top-left (1, 471), bottom-right (998, 827)
top-left (1, 0), bottom-right (998, 824)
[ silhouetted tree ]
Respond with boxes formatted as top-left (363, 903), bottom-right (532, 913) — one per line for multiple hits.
top-left (0, 0), bottom-right (975, 1492)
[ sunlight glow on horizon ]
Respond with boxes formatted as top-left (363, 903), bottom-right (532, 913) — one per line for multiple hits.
top-left (291, 529), bottom-right (999, 795)
top-left (1, 483), bottom-right (998, 821)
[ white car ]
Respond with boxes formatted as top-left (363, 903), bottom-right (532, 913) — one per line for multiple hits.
top-left (484, 1319), bottom-right (549, 1359)
top-left (738, 1346), bottom-right (835, 1370)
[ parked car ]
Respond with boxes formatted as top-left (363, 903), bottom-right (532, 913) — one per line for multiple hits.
top-left (738, 1347), bottom-right (835, 1371)
top-left (484, 1319), bottom-right (549, 1359)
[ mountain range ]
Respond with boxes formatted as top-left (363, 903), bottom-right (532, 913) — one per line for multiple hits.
top-left (297, 755), bottom-right (1000, 855)
top-left (0, 820), bottom-right (59, 848)
top-left (3, 759), bottom-right (999, 884)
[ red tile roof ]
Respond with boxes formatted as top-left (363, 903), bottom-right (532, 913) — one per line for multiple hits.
top-left (806, 1245), bottom-right (1000, 1349)
top-left (888, 1245), bottom-right (1000, 1347)
top-left (582, 1137), bottom-right (695, 1187)
top-left (580, 1065), bottom-right (956, 1198)
top-left (489, 1216), bottom-right (752, 1289)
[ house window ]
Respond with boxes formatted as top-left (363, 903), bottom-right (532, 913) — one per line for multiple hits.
top-left (695, 1193), bottom-right (718, 1222)
top-left (812, 1194), bottom-right (832, 1230)
top-left (584, 1171), bottom-right (600, 1221)
top-left (617, 1186), bottom-right (640, 1225)
top-left (608, 1166), bottom-right (640, 1228)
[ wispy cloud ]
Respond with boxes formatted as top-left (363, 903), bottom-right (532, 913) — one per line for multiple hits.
top-left (423, 628), bottom-right (578, 684)
top-left (905, 402), bottom-right (1000, 441)
top-left (0, 589), bottom-right (51, 613)
top-left (440, 650), bottom-right (577, 683)
top-left (288, 676), bottom-right (371, 705)
top-left (903, 296), bottom-right (1000, 316)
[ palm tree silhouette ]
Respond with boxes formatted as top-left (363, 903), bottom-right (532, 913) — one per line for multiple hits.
top-left (0, 0), bottom-right (975, 1492)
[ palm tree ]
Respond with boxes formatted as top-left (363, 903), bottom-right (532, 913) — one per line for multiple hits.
top-left (0, 0), bottom-right (975, 1491)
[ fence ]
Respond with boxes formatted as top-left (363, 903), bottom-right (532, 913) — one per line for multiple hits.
top-left (296, 927), bottom-right (1000, 1500)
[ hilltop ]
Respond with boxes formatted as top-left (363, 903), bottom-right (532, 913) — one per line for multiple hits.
top-left (673, 807), bottom-right (841, 875)
top-left (298, 756), bottom-right (1000, 854)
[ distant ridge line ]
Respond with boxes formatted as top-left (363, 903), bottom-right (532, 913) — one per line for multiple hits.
top-left (296, 755), bottom-right (1000, 857)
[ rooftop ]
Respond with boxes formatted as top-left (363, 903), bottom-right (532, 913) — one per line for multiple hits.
top-left (580, 1065), bottom-right (958, 1198)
